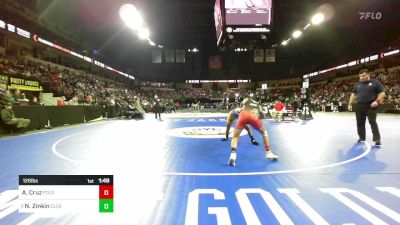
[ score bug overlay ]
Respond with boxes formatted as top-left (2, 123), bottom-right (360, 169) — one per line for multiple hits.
top-left (19, 175), bottom-right (114, 213)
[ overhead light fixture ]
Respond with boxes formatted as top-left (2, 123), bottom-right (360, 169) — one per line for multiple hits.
top-left (303, 23), bottom-right (311, 30)
top-left (119, 4), bottom-right (143, 30)
top-left (281, 40), bottom-right (288, 46)
top-left (138, 27), bottom-right (150, 39)
top-left (292, 30), bottom-right (302, 38)
top-left (226, 27), bottom-right (233, 33)
top-left (311, 13), bottom-right (325, 25)
top-left (149, 40), bottom-right (155, 46)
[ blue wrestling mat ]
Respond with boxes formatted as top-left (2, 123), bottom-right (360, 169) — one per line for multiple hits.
top-left (0, 113), bottom-right (399, 225)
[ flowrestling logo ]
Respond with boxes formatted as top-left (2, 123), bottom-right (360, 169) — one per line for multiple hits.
top-left (168, 126), bottom-right (248, 138)
top-left (359, 12), bottom-right (382, 20)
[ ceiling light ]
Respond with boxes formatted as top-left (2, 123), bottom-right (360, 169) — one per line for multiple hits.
top-left (119, 4), bottom-right (143, 30)
top-left (303, 23), bottom-right (311, 30)
top-left (138, 27), bottom-right (150, 39)
top-left (311, 13), bottom-right (325, 25)
top-left (292, 30), bottom-right (302, 38)
top-left (226, 27), bottom-right (233, 33)
top-left (281, 40), bottom-right (288, 46)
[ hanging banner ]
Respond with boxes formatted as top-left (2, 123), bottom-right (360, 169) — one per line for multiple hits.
top-left (152, 50), bottom-right (162, 63)
top-left (254, 49), bottom-right (264, 63)
top-left (8, 76), bottom-right (42, 91)
top-left (165, 50), bottom-right (175, 63)
top-left (209, 56), bottom-right (223, 69)
top-left (176, 49), bottom-right (186, 63)
top-left (265, 49), bottom-right (275, 62)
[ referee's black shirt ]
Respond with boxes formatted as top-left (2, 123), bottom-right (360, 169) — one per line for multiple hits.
top-left (352, 79), bottom-right (384, 103)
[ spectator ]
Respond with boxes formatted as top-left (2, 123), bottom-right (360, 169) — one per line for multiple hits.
top-left (1, 102), bottom-right (30, 129)
top-left (1, 90), bottom-right (17, 105)
top-left (57, 96), bottom-right (67, 106)
top-left (274, 100), bottom-right (285, 121)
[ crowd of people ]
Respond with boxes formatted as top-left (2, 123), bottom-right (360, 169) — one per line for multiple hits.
top-left (265, 67), bottom-right (400, 113)
top-left (1, 54), bottom-right (400, 119)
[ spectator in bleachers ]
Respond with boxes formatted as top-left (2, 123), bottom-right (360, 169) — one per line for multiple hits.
top-left (1, 90), bottom-right (18, 105)
top-left (331, 97), bottom-right (339, 112)
top-left (31, 96), bottom-right (40, 106)
top-left (273, 100), bottom-right (285, 121)
top-left (292, 95), bottom-right (300, 116)
top-left (12, 89), bottom-right (23, 100)
top-left (68, 96), bottom-right (79, 106)
top-left (133, 96), bottom-right (145, 114)
top-left (57, 96), bottom-right (67, 106)
top-left (1, 102), bottom-right (30, 129)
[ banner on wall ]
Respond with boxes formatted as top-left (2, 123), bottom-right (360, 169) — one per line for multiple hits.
top-left (165, 50), bottom-right (175, 63)
top-left (265, 49), bottom-right (275, 62)
top-left (0, 75), bottom-right (42, 91)
top-left (152, 50), bottom-right (162, 63)
top-left (254, 49), bottom-right (264, 62)
top-left (176, 49), bottom-right (186, 63)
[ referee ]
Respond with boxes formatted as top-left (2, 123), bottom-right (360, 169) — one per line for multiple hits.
top-left (154, 95), bottom-right (162, 120)
top-left (348, 69), bottom-right (385, 145)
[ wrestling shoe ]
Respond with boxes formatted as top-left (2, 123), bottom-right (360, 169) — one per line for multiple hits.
top-left (266, 151), bottom-right (279, 160)
top-left (221, 137), bottom-right (229, 141)
top-left (357, 138), bottom-right (365, 143)
top-left (228, 152), bottom-right (237, 166)
top-left (251, 139), bottom-right (259, 145)
top-left (375, 141), bottom-right (381, 146)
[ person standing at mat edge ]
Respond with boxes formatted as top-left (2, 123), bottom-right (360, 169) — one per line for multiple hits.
top-left (154, 95), bottom-right (162, 120)
top-left (228, 93), bottom-right (278, 166)
top-left (348, 69), bottom-right (385, 146)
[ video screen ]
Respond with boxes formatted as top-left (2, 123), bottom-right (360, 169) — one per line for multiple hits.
top-left (225, 0), bottom-right (272, 25)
